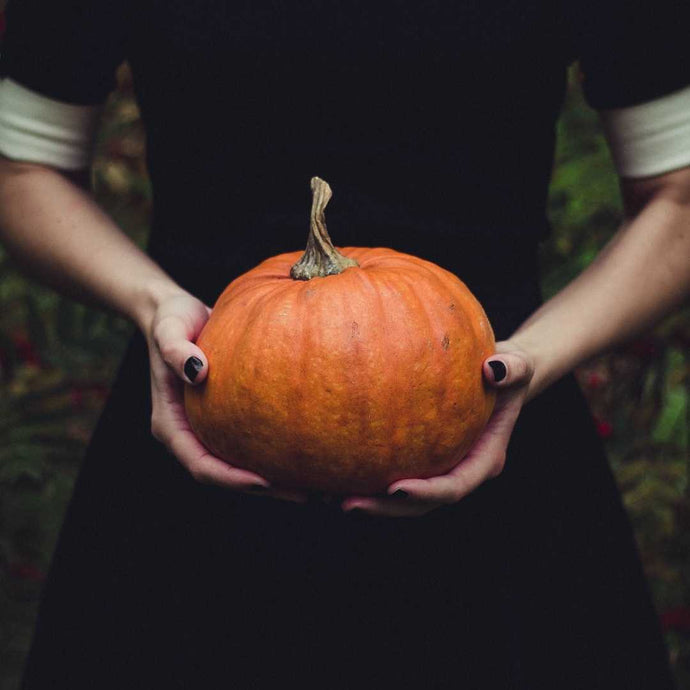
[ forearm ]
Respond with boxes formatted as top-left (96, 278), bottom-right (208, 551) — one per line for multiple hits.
top-left (0, 157), bottom-right (183, 334)
top-left (510, 181), bottom-right (690, 402)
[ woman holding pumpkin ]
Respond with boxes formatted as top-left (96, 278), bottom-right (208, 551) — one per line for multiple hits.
top-left (0, 0), bottom-right (689, 687)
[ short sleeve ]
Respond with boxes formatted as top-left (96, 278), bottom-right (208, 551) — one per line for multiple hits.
top-left (566, 0), bottom-right (690, 178)
top-left (0, 0), bottom-right (128, 106)
top-left (0, 0), bottom-right (128, 169)
top-left (569, 0), bottom-right (690, 110)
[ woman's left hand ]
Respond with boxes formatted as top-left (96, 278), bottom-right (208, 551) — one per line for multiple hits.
top-left (340, 341), bottom-right (535, 517)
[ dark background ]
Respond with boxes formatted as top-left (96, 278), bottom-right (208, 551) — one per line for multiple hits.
top-left (0, 34), bottom-right (689, 690)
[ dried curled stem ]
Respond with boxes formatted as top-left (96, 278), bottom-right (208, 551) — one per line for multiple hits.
top-left (290, 177), bottom-right (359, 280)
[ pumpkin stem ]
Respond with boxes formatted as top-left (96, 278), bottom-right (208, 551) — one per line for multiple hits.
top-left (290, 177), bottom-right (359, 280)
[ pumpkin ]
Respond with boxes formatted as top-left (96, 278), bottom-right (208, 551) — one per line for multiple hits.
top-left (184, 177), bottom-right (496, 494)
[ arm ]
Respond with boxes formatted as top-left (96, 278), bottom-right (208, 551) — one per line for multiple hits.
top-left (0, 156), bottom-right (306, 498)
top-left (345, 168), bottom-right (690, 516)
top-left (510, 165), bottom-right (690, 402)
top-left (0, 155), bottom-right (179, 334)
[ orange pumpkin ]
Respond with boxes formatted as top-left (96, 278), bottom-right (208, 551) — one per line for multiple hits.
top-left (184, 177), bottom-right (496, 494)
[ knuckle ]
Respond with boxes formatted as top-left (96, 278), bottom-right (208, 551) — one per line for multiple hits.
top-left (447, 480), bottom-right (467, 503)
top-left (150, 413), bottom-right (165, 442)
top-left (447, 490), bottom-right (463, 504)
top-left (151, 320), bottom-right (168, 349)
top-left (490, 452), bottom-right (507, 478)
top-left (158, 341), bottom-right (178, 366)
top-left (515, 365), bottom-right (529, 385)
top-left (188, 464), bottom-right (210, 485)
top-left (497, 449), bottom-right (507, 469)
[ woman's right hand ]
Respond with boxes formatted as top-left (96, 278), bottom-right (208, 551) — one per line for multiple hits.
top-left (144, 290), bottom-right (306, 503)
top-left (0, 157), bottom-right (305, 501)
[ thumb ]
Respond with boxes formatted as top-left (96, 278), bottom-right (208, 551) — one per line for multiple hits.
top-left (483, 352), bottom-right (533, 389)
top-left (153, 316), bottom-right (209, 385)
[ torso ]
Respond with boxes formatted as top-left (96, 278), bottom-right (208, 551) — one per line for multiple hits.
top-left (128, 0), bottom-right (570, 281)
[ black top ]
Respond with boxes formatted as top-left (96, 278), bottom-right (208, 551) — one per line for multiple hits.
top-left (2, 2), bottom-right (689, 688)
top-left (2, 1), bottom-right (689, 303)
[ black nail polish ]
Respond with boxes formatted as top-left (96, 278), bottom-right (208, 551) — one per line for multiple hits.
top-left (488, 360), bottom-right (507, 382)
top-left (184, 356), bottom-right (203, 382)
top-left (392, 489), bottom-right (409, 499)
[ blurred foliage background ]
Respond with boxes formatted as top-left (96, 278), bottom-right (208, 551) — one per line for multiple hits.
top-left (0, 51), bottom-right (689, 690)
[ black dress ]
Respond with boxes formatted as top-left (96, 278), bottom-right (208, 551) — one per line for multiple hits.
top-left (2, 0), bottom-right (688, 687)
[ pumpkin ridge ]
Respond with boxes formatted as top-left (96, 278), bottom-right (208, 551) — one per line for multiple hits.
top-left (362, 270), bottom-right (401, 457)
top-left (345, 266), bottom-right (397, 465)
top-left (282, 286), bottom-right (308, 471)
top-left (385, 269), bottom-right (437, 457)
top-left (333, 275), bottom-right (372, 462)
top-left (396, 269), bottom-right (448, 454)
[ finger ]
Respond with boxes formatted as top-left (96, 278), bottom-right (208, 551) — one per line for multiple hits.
top-left (150, 353), bottom-right (296, 498)
top-left (159, 411), bottom-right (306, 500)
top-left (390, 392), bottom-right (524, 503)
top-left (153, 316), bottom-right (209, 385)
top-left (385, 450), bottom-right (495, 505)
top-left (167, 428), bottom-right (271, 490)
top-left (483, 352), bottom-right (533, 388)
top-left (341, 495), bottom-right (439, 518)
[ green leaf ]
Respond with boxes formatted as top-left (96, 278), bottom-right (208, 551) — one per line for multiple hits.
top-left (653, 386), bottom-right (688, 447)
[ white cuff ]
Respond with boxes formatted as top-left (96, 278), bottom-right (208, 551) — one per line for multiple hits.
top-left (0, 78), bottom-right (102, 170)
top-left (599, 84), bottom-right (690, 178)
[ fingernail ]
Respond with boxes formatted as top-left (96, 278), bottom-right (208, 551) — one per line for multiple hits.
top-left (184, 356), bottom-right (203, 383)
top-left (488, 360), bottom-right (507, 382)
top-left (391, 489), bottom-right (409, 499)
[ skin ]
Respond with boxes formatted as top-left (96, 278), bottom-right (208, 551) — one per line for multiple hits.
top-left (1, 155), bottom-right (690, 515)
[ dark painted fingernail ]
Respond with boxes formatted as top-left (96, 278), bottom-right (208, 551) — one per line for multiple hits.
top-left (488, 360), bottom-right (507, 382)
top-left (184, 356), bottom-right (203, 383)
top-left (391, 489), bottom-right (409, 499)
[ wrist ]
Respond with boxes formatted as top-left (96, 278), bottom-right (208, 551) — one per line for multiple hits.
top-left (130, 277), bottom-right (188, 338)
top-left (501, 333), bottom-right (562, 403)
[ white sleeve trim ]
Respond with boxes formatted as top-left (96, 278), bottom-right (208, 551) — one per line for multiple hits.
top-left (599, 84), bottom-right (690, 178)
top-left (0, 78), bottom-right (103, 170)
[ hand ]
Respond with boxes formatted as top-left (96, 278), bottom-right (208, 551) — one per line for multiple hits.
top-left (340, 341), bottom-right (535, 517)
top-left (145, 290), bottom-right (306, 503)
